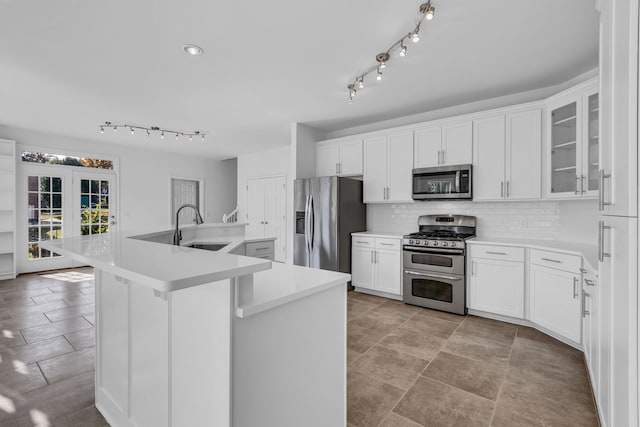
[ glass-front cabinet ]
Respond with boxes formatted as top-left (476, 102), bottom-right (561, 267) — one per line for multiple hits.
top-left (546, 79), bottom-right (599, 198)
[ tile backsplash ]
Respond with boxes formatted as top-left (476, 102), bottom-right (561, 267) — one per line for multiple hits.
top-left (367, 201), bottom-right (561, 240)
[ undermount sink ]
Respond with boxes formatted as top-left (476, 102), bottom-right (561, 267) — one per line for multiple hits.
top-left (186, 242), bottom-right (229, 251)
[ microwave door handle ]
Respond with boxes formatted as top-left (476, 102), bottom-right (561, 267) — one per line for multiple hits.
top-left (455, 171), bottom-right (460, 193)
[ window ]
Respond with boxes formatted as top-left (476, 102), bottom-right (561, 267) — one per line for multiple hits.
top-left (80, 179), bottom-right (111, 235)
top-left (28, 175), bottom-right (63, 260)
top-left (21, 151), bottom-right (113, 170)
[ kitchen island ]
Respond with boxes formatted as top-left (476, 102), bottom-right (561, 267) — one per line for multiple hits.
top-left (42, 228), bottom-right (349, 427)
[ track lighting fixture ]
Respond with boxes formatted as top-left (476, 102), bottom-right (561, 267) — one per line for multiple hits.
top-left (346, 1), bottom-right (436, 102)
top-left (99, 122), bottom-right (206, 142)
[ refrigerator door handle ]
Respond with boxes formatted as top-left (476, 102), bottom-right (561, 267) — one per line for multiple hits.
top-left (304, 194), bottom-right (311, 256)
top-left (309, 195), bottom-right (315, 251)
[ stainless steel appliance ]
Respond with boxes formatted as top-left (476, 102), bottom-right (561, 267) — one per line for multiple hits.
top-left (402, 214), bottom-right (476, 315)
top-left (294, 177), bottom-right (366, 274)
top-left (412, 164), bottom-right (472, 200)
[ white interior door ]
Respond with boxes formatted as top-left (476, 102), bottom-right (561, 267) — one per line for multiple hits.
top-left (172, 178), bottom-right (200, 224)
top-left (246, 178), bottom-right (265, 237)
top-left (262, 176), bottom-right (286, 262)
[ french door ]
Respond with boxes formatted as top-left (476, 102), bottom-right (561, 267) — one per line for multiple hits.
top-left (18, 165), bottom-right (117, 273)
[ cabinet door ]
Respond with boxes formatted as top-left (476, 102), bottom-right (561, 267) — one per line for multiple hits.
top-left (374, 249), bottom-right (401, 295)
top-left (547, 94), bottom-right (582, 198)
top-left (598, 216), bottom-right (638, 427)
top-left (352, 247), bottom-right (374, 290)
top-left (581, 86), bottom-right (599, 196)
top-left (442, 121), bottom-right (472, 165)
top-left (506, 109), bottom-right (542, 200)
top-left (363, 136), bottom-right (388, 203)
top-left (472, 116), bottom-right (505, 201)
top-left (339, 139), bottom-right (363, 176)
top-left (582, 272), bottom-right (599, 402)
top-left (316, 142), bottom-right (340, 177)
top-left (414, 126), bottom-right (441, 168)
top-left (469, 258), bottom-right (524, 318)
top-left (386, 131), bottom-right (414, 202)
top-left (529, 264), bottom-right (581, 343)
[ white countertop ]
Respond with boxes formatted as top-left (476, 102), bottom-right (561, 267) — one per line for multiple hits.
top-left (237, 263), bottom-right (350, 318)
top-left (468, 237), bottom-right (598, 271)
top-left (42, 232), bottom-right (272, 293)
top-left (351, 231), bottom-right (405, 239)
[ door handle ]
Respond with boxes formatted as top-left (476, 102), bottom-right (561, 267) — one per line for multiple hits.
top-left (598, 169), bottom-right (611, 210)
top-left (309, 196), bottom-right (315, 251)
top-left (575, 176), bottom-right (580, 195)
top-left (404, 270), bottom-right (462, 281)
top-left (506, 181), bottom-right (510, 198)
top-left (598, 220), bottom-right (611, 262)
top-left (580, 175), bottom-right (585, 194)
top-left (304, 195), bottom-right (310, 255)
top-left (370, 250), bottom-right (374, 263)
top-left (584, 278), bottom-right (595, 287)
top-left (485, 251), bottom-right (507, 255)
top-left (442, 150), bottom-right (446, 165)
top-left (541, 257), bottom-right (562, 263)
top-left (500, 181), bottom-right (504, 198)
top-left (573, 276), bottom-right (579, 299)
top-left (582, 289), bottom-right (590, 317)
top-left (386, 187), bottom-right (390, 200)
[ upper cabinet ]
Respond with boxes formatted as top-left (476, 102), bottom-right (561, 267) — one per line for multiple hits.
top-left (315, 138), bottom-right (363, 177)
top-left (545, 79), bottom-right (599, 199)
top-left (0, 139), bottom-right (16, 281)
top-left (363, 131), bottom-right (413, 203)
top-left (473, 108), bottom-right (542, 201)
top-left (414, 120), bottom-right (472, 168)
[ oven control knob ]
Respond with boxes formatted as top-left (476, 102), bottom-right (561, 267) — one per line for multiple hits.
top-left (422, 240), bottom-right (428, 245)
top-left (409, 240), bottom-right (414, 244)
top-left (432, 241), bottom-right (438, 246)
top-left (442, 242), bottom-right (448, 247)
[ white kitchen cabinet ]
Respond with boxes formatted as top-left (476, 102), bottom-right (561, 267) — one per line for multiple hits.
top-left (473, 108), bottom-right (541, 201)
top-left (363, 131), bottom-right (413, 203)
top-left (315, 138), bottom-right (363, 177)
top-left (246, 176), bottom-right (286, 262)
top-left (351, 236), bottom-right (402, 296)
top-left (469, 255), bottom-right (525, 319)
top-left (597, 216), bottom-right (638, 427)
top-left (582, 266), bottom-right (599, 404)
top-left (529, 259), bottom-right (582, 344)
top-left (0, 139), bottom-right (16, 281)
top-left (414, 120), bottom-right (472, 168)
top-left (545, 79), bottom-right (599, 199)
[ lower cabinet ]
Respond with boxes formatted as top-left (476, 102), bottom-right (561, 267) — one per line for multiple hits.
top-left (469, 257), bottom-right (524, 318)
top-left (582, 267), bottom-right (599, 403)
top-left (351, 236), bottom-right (402, 296)
top-left (529, 263), bottom-right (582, 344)
top-left (229, 240), bottom-right (275, 260)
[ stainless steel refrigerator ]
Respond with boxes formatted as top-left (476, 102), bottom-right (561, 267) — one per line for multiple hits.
top-left (294, 176), bottom-right (366, 273)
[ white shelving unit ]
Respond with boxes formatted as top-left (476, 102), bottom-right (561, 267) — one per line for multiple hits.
top-left (0, 139), bottom-right (16, 280)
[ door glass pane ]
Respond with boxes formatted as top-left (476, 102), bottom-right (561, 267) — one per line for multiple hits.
top-left (80, 178), bottom-right (110, 235)
top-left (587, 93), bottom-right (599, 191)
top-left (27, 175), bottom-right (63, 260)
top-left (550, 102), bottom-right (578, 193)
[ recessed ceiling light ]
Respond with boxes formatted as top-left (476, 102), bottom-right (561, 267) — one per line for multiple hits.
top-left (183, 44), bottom-right (204, 56)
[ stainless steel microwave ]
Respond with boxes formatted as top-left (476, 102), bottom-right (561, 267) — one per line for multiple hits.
top-left (412, 164), bottom-right (472, 200)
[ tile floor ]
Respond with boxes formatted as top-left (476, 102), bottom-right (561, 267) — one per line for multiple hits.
top-left (347, 291), bottom-right (600, 427)
top-left (0, 267), bottom-right (108, 426)
top-left (0, 270), bottom-right (599, 427)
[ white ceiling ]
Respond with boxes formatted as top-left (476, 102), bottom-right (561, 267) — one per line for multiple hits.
top-left (0, 0), bottom-right (598, 160)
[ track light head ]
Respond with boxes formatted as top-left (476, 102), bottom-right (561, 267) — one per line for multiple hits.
top-left (411, 31), bottom-right (420, 43)
top-left (399, 42), bottom-right (407, 57)
top-left (376, 52), bottom-right (390, 70)
top-left (420, 2), bottom-right (435, 20)
top-left (358, 77), bottom-right (365, 89)
top-left (376, 67), bottom-right (383, 81)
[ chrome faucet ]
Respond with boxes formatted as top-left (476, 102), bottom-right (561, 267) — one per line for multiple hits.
top-left (173, 204), bottom-right (204, 245)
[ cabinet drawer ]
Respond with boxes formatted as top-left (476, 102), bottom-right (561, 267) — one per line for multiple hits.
top-left (245, 241), bottom-right (275, 257)
top-left (375, 238), bottom-right (400, 251)
top-left (530, 249), bottom-right (581, 272)
top-left (352, 236), bottom-right (375, 248)
top-left (469, 245), bottom-right (524, 262)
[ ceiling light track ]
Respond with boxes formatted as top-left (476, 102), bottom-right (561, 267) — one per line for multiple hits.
top-left (346, 1), bottom-right (436, 103)
top-left (99, 122), bottom-right (206, 142)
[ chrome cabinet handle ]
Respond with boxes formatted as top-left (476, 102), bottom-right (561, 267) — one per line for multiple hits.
top-left (442, 150), bottom-right (446, 165)
top-left (598, 169), bottom-right (611, 210)
top-left (374, 251), bottom-right (378, 264)
top-left (506, 181), bottom-right (510, 198)
top-left (575, 176), bottom-right (580, 195)
top-left (584, 278), bottom-right (595, 287)
top-left (387, 187), bottom-right (390, 200)
top-left (254, 247), bottom-right (269, 251)
top-left (379, 243), bottom-right (394, 246)
top-left (356, 240), bottom-right (369, 244)
top-left (573, 276), bottom-right (579, 299)
top-left (370, 250), bottom-right (374, 263)
top-left (598, 220), bottom-right (611, 262)
top-left (500, 181), bottom-right (504, 198)
top-left (437, 150), bottom-right (441, 165)
top-left (485, 251), bottom-right (507, 255)
top-left (404, 270), bottom-right (462, 281)
top-left (580, 175), bottom-right (585, 194)
top-left (541, 257), bottom-right (562, 263)
top-left (582, 289), bottom-right (590, 317)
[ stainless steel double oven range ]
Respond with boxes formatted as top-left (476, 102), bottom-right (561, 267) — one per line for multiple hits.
top-left (402, 214), bottom-right (476, 315)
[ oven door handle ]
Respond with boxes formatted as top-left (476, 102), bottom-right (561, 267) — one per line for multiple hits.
top-left (403, 246), bottom-right (465, 255)
top-left (404, 270), bottom-right (463, 281)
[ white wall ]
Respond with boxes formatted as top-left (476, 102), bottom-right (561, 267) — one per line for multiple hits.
top-left (1, 125), bottom-right (237, 235)
top-left (367, 199), bottom-right (598, 243)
